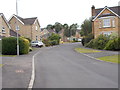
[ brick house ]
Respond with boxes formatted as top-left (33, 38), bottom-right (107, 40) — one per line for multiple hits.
top-left (0, 13), bottom-right (10, 38)
top-left (91, 5), bottom-right (120, 38)
top-left (8, 14), bottom-right (41, 41)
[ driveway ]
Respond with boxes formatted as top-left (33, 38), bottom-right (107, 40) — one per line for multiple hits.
top-left (33, 43), bottom-right (118, 88)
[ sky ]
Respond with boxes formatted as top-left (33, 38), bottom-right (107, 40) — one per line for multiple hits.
top-left (0, 0), bottom-right (120, 28)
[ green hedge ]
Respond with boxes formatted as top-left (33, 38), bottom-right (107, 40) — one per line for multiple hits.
top-left (2, 37), bottom-right (29, 55)
top-left (104, 37), bottom-right (120, 51)
top-left (81, 33), bottom-right (94, 46)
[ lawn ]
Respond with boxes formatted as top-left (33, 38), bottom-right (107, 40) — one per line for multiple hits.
top-left (97, 54), bottom-right (120, 64)
top-left (0, 64), bottom-right (3, 67)
top-left (75, 48), bottom-right (102, 53)
top-left (0, 55), bottom-right (16, 57)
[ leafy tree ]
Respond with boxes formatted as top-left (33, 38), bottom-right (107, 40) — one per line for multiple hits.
top-left (54, 22), bottom-right (63, 33)
top-left (69, 23), bottom-right (78, 36)
top-left (46, 24), bottom-right (54, 30)
top-left (80, 18), bottom-right (92, 36)
top-left (63, 24), bottom-right (70, 37)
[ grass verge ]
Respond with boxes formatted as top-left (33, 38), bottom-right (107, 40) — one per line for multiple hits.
top-left (75, 48), bottom-right (102, 53)
top-left (0, 55), bottom-right (16, 57)
top-left (97, 54), bottom-right (120, 64)
top-left (0, 64), bottom-right (3, 67)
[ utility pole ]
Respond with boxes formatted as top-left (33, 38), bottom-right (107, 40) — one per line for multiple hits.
top-left (16, 0), bottom-right (19, 56)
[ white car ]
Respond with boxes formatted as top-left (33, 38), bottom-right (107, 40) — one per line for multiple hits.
top-left (31, 41), bottom-right (44, 47)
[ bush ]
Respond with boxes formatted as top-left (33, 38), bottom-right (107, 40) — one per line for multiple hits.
top-left (48, 33), bottom-right (60, 46)
top-left (85, 39), bottom-right (94, 48)
top-left (104, 37), bottom-right (120, 51)
top-left (2, 37), bottom-right (29, 55)
top-left (50, 40), bottom-right (59, 46)
top-left (42, 38), bottom-right (51, 47)
top-left (93, 35), bottom-right (109, 49)
top-left (81, 33), bottom-right (94, 46)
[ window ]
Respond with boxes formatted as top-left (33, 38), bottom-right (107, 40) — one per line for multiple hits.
top-left (103, 32), bottom-right (112, 36)
top-left (2, 27), bottom-right (6, 33)
top-left (112, 19), bottom-right (115, 27)
top-left (103, 19), bottom-right (111, 28)
top-left (36, 26), bottom-right (38, 30)
top-left (16, 25), bottom-right (20, 30)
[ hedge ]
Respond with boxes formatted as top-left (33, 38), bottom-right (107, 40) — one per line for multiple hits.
top-left (2, 37), bottom-right (29, 55)
top-left (81, 33), bottom-right (94, 46)
top-left (104, 37), bottom-right (120, 51)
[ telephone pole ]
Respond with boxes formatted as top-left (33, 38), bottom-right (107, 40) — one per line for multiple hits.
top-left (16, 0), bottom-right (19, 56)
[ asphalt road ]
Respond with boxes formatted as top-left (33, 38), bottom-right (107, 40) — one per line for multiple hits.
top-left (33, 43), bottom-right (118, 88)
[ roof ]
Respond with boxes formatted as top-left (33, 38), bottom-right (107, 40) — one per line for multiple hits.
top-left (0, 13), bottom-right (11, 29)
top-left (93, 6), bottom-right (120, 21)
top-left (9, 14), bottom-right (39, 25)
top-left (0, 13), bottom-right (3, 16)
top-left (48, 29), bottom-right (56, 33)
top-left (10, 29), bottom-right (21, 37)
top-left (95, 6), bottom-right (120, 16)
top-left (14, 15), bottom-right (37, 25)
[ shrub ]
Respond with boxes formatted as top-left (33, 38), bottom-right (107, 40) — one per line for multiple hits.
top-left (48, 33), bottom-right (60, 46)
top-left (81, 33), bottom-right (94, 46)
top-left (49, 40), bottom-right (59, 46)
top-left (42, 38), bottom-right (51, 47)
top-left (92, 35), bottom-right (109, 49)
top-left (104, 37), bottom-right (120, 51)
top-left (2, 37), bottom-right (29, 55)
top-left (85, 39), bottom-right (94, 48)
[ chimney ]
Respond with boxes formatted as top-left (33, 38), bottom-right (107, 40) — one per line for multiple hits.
top-left (91, 5), bottom-right (96, 16)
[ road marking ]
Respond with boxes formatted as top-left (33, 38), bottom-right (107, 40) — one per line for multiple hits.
top-left (28, 51), bottom-right (40, 89)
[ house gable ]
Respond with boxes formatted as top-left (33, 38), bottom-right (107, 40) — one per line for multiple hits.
top-left (8, 15), bottom-right (24, 25)
top-left (93, 7), bottom-right (120, 21)
top-left (0, 14), bottom-right (11, 29)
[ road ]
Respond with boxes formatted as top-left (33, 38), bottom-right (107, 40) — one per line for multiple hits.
top-left (33, 43), bottom-right (118, 88)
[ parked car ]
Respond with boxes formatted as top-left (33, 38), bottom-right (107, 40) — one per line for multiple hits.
top-left (31, 41), bottom-right (44, 47)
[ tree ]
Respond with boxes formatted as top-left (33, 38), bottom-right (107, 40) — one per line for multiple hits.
top-left (54, 22), bottom-right (63, 33)
top-left (80, 18), bottom-right (92, 36)
top-left (63, 24), bottom-right (70, 37)
top-left (69, 23), bottom-right (78, 36)
top-left (46, 24), bottom-right (54, 30)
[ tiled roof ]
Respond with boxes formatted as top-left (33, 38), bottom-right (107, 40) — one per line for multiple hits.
top-left (14, 15), bottom-right (37, 25)
top-left (0, 13), bottom-right (3, 15)
top-left (95, 6), bottom-right (120, 16)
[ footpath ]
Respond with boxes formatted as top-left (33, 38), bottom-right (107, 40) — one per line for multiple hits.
top-left (2, 48), bottom-right (41, 88)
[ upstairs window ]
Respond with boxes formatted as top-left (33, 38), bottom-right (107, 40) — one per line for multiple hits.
top-left (2, 27), bottom-right (6, 33)
top-left (112, 19), bottom-right (115, 27)
top-left (103, 19), bottom-right (111, 28)
top-left (36, 26), bottom-right (38, 30)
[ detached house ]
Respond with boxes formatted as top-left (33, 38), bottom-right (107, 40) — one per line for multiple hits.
top-left (92, 5), bottom-right (120, 38)
top-left (0, 13), bottom-right (10, 38)
top-left (9, 14), bottom-right (41, 41)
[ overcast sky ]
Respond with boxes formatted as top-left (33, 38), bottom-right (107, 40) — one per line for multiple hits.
top-left (0, 0), bottom-right (119, 28)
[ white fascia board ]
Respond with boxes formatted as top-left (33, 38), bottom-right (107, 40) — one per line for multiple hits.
top-left (8, 14), bottom-right (24, 25)
top-left (93, 7), bottom-right (120, 21)
top-left (34, 18), bottom-right (41, 27)
top-left (1, 14), bottom-right (11, 29)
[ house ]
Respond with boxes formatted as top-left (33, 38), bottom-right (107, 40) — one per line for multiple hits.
top-left (40, 28), bottom-right (50, 39)
top-left (8, 14), bottom-right (41, 41)
top-left (91, 5), bottom-right (120, 38)
top-left (0, 13), bottom-right (10, 38)
top-left (58, 29), bottom-right (68, 42)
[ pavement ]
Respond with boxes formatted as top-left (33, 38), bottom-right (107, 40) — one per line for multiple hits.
top-left (1, 42), bottom-right (119, 88)
top-left (2, 48), bottom-right (41, 88)
top-left (33, 42), bottom-right (118, 88)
